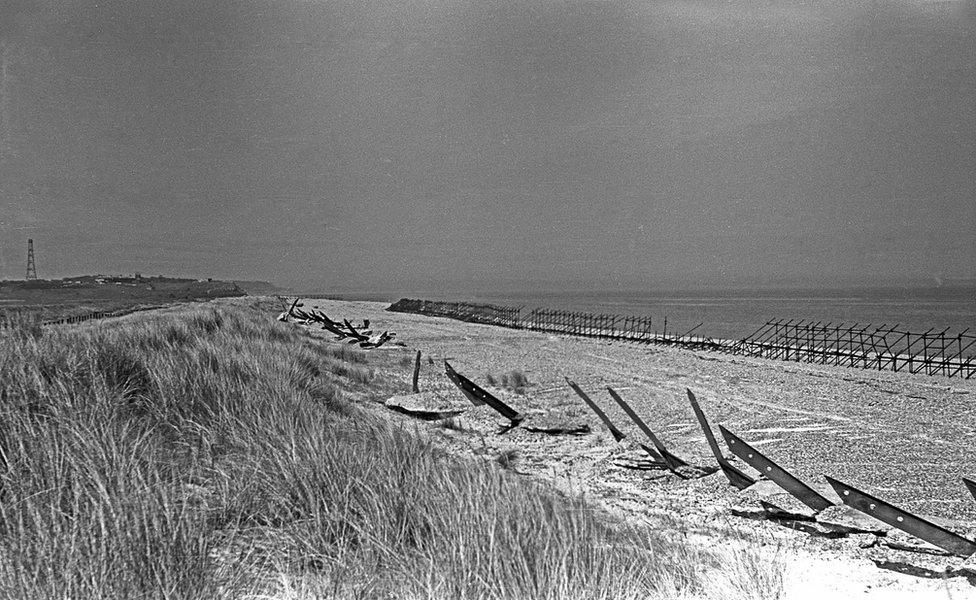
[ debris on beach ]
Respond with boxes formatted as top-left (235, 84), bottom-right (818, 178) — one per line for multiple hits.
top-left (384, 391), bottom-right (468, 421)
top-left (280, 298), bottom-right (395, 348)
top-left (522, 417), bottom-right (591, 436)
top-left (444, 360), bottom-right (524, 427)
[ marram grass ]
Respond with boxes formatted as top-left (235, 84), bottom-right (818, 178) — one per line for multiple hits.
top-left (0, 302), bottom-right (783, 599)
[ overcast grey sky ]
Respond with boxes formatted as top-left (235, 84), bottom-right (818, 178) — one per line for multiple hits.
top-left (0, 0), bottom-right (973, 293)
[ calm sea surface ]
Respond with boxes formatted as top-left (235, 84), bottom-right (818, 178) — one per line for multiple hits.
top-left (342, 286), bottom-right (976, 341)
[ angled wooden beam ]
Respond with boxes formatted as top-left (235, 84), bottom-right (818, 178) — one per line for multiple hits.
top-left (606, 387), bottom-right (688, 472)
top-left (444, 361), bottom-right (523, 425)
top-left (566, 378), bottom-right (627, 443)
top-left (963, 478), bottom-right (976, 503)
top-left (412, 350), bottom-right (422, 393)
top-left (826, 476), bottom-right (976, 558)
top-left (719, 426), bottom-right (833, 512)
top-left (686, 389), bottom-right (755, 490)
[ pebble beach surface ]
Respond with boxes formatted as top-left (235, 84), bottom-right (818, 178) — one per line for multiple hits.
top-left (252, 297), bottom-right (976, 599)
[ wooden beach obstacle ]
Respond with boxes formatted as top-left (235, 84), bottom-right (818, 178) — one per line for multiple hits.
top-left (719, 425), bottom-right (834, 513)
top-left (963, 478), bottom-right (976, 503)
top-left (389, 298), bottom-right (976, 379)
top-left (376, 297), bottom-right (976, 563)
top-left (565, 378), bottom-right (627, 443)
top-left (444, 360), bottom-right (524, 427)
top-left (566, 377), bottom-right (670, 470)
top-left (825, 476), bottom-right (976, 558)
top-left (685, 389), bottom-right (756, 490)
top-left (716, 422), bottom-right (976, 557)
top-left (733, 319), bottom-right (976, 379)
top-left (412, 350), bottom-right (422, 393)
top-left (605, 387), bottom-right (694, 475)
top-left (566, 379), bottom-right (667, 469)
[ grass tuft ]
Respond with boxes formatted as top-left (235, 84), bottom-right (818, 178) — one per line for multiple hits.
top-left (486, 369), bottom-right (531, 394)
top-left (495, 448), bottom-right (520, 469)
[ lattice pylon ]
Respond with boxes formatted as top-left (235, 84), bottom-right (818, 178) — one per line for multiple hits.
top-left (25, 238), bottom-right (36, 280)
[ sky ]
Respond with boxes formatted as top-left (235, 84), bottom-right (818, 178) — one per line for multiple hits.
top-left (0, 0), bottom-right (973, 294)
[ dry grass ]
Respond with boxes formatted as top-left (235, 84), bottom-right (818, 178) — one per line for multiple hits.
top-left (437, 416), bottom-right (469, 432)
top-left (0, 303), bottom-right (785, 599)
top-left (0, 310), bottom-right (42, 337)
top-left (494, 448), bottom-right (520, 470)
top-left (485, 369), bottom-right (531, 394)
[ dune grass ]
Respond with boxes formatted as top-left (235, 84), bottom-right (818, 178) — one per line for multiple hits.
top-left (485, 370), bottom-right (531, 394)
top-left (0, 301), bottom-right (783, 599)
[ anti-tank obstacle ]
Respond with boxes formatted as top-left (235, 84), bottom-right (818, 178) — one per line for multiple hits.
top-left (390, 299), bottom-right (974, 379)
top-left (384, 325), bottom-right (976, 563)
top-left (685, 389), bottom-right (755, 490)
top-left (734, 320), bottom-right (975, 379)
top-left (444, 360), bottom-right (524, 427)
top-left (376, 302), bottom-right (976, 560)
top-left (281, 298), bottom-right (395, 348)
top-left (565, 379), bottom-right (976, 559)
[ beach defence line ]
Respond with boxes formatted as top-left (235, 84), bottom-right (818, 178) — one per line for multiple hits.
top-left (1, 309), bottom-right (128, 331)
top-left (40, 311), bottom-right (115, 327)
top-left (1, 301), bottom-right (198, 332)
top-left (440, 353), bottom-right (951, 544)
top-left (734, 319), bottom-right (976, 379)
top-left (387, 298), bottom-right (975, 379)
top-left (437, 360), bottom-right (976, 558)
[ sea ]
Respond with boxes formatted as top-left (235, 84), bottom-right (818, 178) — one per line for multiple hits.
top-left (333, 286), bottom-right (976, 342)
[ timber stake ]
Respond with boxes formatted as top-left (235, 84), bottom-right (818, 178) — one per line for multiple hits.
top-left (444, 361), bottom-right (523, 426)
top-left (412, 350), bottom-right (421, 393)
top-left (606, 387), bottom-right (689, 473)
top-left (686, 389), bottom-right (755, 490)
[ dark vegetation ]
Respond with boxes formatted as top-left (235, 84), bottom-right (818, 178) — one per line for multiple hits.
top-left (0, 275), bottom-right (253, 323)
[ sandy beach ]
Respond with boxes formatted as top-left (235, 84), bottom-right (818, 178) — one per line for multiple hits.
top-left (283, 297), bottom-right (976, 599)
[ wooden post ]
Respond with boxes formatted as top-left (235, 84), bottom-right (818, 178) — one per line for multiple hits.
top-left (903, 332), bottom-right (912, 373)
top-left (412, 350), bottom-right (422, 393)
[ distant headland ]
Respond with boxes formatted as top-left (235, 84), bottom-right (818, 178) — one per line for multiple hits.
top-left (0, 274), bottom-right (283, 305)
